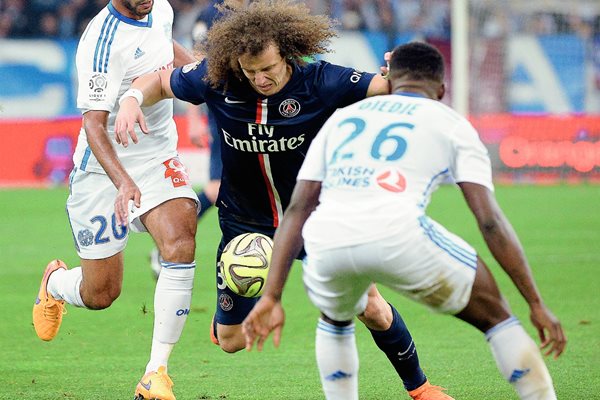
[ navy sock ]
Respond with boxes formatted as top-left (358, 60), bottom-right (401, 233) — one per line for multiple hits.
top-left (369, 304), bottom-right (427, 391)
top-left (197, 191), bottom-right (213, 220)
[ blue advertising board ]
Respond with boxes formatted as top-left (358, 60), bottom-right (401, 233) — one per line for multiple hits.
top-left (0, 34), bottom-right (595, 118)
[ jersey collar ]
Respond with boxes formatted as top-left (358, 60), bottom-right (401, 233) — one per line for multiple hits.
top-left (395, 91), bottom-right (427, 98)
top-left (108, 2), bottom-right (153, 27)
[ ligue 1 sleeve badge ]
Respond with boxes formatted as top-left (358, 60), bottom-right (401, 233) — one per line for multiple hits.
top-left (88, 73), bottom-right (107, 93)
top-left (279, 98), bottom-right (301, 118)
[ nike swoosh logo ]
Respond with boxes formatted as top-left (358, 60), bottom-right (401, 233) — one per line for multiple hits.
top-left (140, 380), bottom-right (152, 391)
top-left (225, 97), bottom-right (245, 104)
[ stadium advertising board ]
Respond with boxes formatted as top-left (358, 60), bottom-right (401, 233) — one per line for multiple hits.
top-left (0, 116), bottom-right (203, 187)
top-left (1, 115), bottom-right (598, 186)
top-left (473, 114), bottom-right (600, 183)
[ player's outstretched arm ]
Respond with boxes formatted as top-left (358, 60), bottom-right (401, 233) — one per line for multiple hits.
top-left (242, 180), bottom-right (322, 351)
top-left (114, 69), bottom-right (176, 147)
top-left (458, 182), bottom-right (567, 358)
top-left (366, 51), bottom-right (392, 97)
top-left (83, 110), bottom-right (141, 226)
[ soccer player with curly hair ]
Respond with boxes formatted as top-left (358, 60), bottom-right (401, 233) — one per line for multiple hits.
top-left (117, 2), bottom-right (452, 398)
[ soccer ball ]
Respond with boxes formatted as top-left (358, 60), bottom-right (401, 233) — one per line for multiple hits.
top-left (219, 232), bottom-right (273, 297)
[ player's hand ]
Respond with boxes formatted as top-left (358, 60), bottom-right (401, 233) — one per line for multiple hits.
top-left (529, 302), bottom-right (567, 359)
top-left (380, 51), bottom-right (392, 78)
top-left (114, 97), bottom-right (149, 148)
top-left (114, 178), bottom-right (141, 227)
top-left (242, 295), bottom-right (285, 352)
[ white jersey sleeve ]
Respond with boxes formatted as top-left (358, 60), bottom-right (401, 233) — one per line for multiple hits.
top-left (449, 119), bottom-right (494, 191)
top-left (76, 12), bottom-right (129, 113)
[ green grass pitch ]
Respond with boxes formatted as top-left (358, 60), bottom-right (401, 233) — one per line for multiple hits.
top-left (1, 184), bottom-right (599, 399)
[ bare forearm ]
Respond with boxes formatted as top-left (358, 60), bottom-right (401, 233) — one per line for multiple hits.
top-left (130, 70), bottom-right (174, 106)
top-left (84, 116), bottom-right (132, 189)
top-left (480, 215), bottom-right (543, 305)
top-left (460, 182), bottom-right (544, 306)
top-left (263, 210), bottom-right (305, 301)
top-left (263, 181), bottom-right (320, 300)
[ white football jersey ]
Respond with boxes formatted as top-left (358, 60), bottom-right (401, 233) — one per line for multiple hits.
top-left (73, 0), bottom-right (177, 173)
top-left (298, 93), bottom-right (494, 251)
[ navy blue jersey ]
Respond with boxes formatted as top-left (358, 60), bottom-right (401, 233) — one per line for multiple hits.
top-left (171, 60), bottom-right (375, 227)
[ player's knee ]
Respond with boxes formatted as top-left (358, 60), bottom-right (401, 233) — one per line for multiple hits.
top-left (215, 325), bottom-right (245, 353)
top-left (218, 336), bottom-right (245, 353)
top-left (80, 279), bottom-right (121, 310)
top-left (160, 236), bottom-right (196, 263)
top-left (358, 291), bottom-right (393, 330)
top-left (359, 301), bottom-right (393, 331)
top-left (82, 289), bottom-right (120, 310)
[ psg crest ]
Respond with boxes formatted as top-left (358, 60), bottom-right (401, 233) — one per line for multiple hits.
top-left (279, 98), bottom-right (301, 118)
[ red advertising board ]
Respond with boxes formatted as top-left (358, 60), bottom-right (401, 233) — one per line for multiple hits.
top-left (472, 114), bottom-right (600, 183)
top-left (0, 116), bottom-right (196, 187)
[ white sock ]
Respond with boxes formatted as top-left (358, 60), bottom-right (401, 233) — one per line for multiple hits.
top-left (315, 319), bottom-right (358, 400)
top-left (146, 340), bottom-right (174, 374)
top-left (146, 261), bottom-right (195, 373)
top-left (47, 267), bottom-right (86, 308)
top-left (486, 317), bottom-right (556, 400)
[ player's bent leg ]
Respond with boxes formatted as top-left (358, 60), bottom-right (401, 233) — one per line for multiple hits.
top-left (357, 285), bottom-right (393, 330)
top-left (138, 198), bottom-right (197, 400)
top-left (456, 258), bottom-right (556, 400)
top-left (33, 253), bottom-right (125, 341)
top-left (78, 254), bottom-right (125, 309)
top-left (359, 285), bottom-right (453, 399)
top-left (215, 323), bottom-right (246, 353)
top-left (316, 315), bottom-right (358, 400)
top-left (143, 198), bottom-right (197, 263)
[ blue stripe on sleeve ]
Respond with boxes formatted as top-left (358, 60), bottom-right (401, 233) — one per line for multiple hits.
top-left (97, 16), bottom-right (117, 73)
top-left (93, 15), bottom-right (112, 73)
top-left (103, 19), bottom-right (120, 73)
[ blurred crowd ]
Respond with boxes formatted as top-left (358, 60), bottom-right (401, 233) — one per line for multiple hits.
top-left (0, 0), bottom-right (451, 40)
top-left (471, 2), bottom-right (600, 39)
top-left (1, 0), bottom-right (599, 41)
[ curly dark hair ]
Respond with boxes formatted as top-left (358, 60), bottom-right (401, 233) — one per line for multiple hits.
top-left (198, 0), bottom-right (338, 88)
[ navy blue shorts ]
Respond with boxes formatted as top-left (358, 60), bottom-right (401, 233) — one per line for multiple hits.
top-left (207, 111), bottom-right (222, 181)
top-left (214, 210), bottom-right (305, 325)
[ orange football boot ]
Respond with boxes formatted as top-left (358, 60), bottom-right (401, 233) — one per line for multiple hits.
top-left (134, 366), bottom-right (175, 400)
top-left (408, 380), bottom-right (454, 400)
top-left (32, 259), bottom-right (67, 341)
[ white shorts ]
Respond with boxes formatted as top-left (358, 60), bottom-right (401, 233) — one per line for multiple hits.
top-left (66, 156), bottom-right (198, 259)
top-left (302, 215), bottom-right (477, 321)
